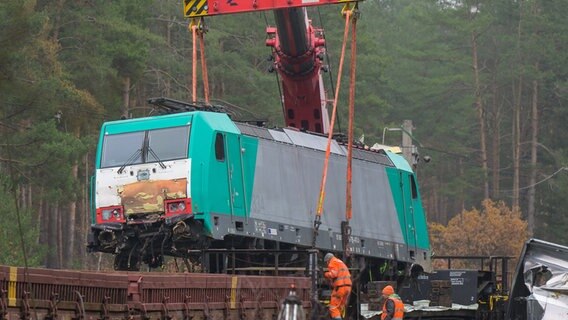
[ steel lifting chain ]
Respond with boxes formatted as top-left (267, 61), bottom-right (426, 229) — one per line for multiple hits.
top-left (311, 215), bottom-right (322, 248)
top-left (341, 221), bottom-right (352, 260)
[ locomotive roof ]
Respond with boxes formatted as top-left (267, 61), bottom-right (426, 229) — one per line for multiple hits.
top-left (234, 122), bottom-right (401, 169)
top-left (99, 110), bottom-right (415, 172)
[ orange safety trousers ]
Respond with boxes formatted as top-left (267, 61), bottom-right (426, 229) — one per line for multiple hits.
top-left (329, 285), bottom-right (351, 319)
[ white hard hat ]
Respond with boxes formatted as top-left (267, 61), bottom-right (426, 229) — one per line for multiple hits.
top-left (324, 253), bottom-right (334, 263)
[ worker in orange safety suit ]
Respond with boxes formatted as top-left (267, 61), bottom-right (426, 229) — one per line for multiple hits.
top-left (381, 285), bottom-right (404, 320)
top-left (323, 253), bottom-right (352, 320)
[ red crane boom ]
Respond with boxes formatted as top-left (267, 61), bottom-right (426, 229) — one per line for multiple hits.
top-left (267, 8), bottom-right (329, 133)
top-left (184, 0), bottom-right (361, 133)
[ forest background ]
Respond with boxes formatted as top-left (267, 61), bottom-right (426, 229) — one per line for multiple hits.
top-left (0, 0), bottom-right (566, 269)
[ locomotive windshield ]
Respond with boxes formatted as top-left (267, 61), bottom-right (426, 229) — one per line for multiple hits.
top-left (101, 125), bottom-right (190, 168)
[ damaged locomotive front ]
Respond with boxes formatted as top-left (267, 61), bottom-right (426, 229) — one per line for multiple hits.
top-left (87, 113), bottom-right (209, 270)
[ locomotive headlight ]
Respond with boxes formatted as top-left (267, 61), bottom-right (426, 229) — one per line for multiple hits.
top-left (164, 198), bottom-right (192, 216)
top-left (102, 209), bottom-right (112, 220)
top-left (168, 201), bottom-right (186, 212)
top-left (102, 208), bottom-right (121, 220)
top-left (96, 206), bottom-right (125, 223)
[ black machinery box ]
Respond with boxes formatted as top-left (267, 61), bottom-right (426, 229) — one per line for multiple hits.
top-left (399, 269), bottom-right (480, 306)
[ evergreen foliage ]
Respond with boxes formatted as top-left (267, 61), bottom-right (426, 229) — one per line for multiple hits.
top-left (0, 0), bottom-right (567, 268)
top-left (0, 177), bottom-right (45, 266)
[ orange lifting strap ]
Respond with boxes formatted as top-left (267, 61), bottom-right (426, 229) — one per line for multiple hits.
top-left (313, 5), bottom-right (358, 247)
top-left (190, 18), bottom-right (210, 103)
top-left (191, 24), bottom-right (197, 102)
top-left (346, 9), bottom-right (358, 222)
top-left (343, 9), bottom-right (358, 258)
top-left (199, 29), bottom-right (210, 103)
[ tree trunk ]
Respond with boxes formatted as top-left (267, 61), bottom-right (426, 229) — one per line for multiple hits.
top-left (38, 187), bottom-right (46, 245)
top-left (19, 185), bottom-right (26, 210)
top-left (82, 152), bottom-right (90, 266)
top-left (62, 128), bottom-right (82, 267)
top-left (512, 77), bottom-right (522, 210)
top-left (490, 55), bottom-right (501, 199)
top-left (512, 0), bottom-right (524, 211)
top-left (67, 162), bottom-right (79, 267)
top-left (46, 203), bottom-right (57, 268)
top-left (525, 0), bottom-right (542, 237)
top-left (51, 0), bottom-right (66, 41)
top-left (471, 31), bottom-right (490, 200)
top-left (57, 201), bottom-right (63, 268)
top-left (527, 76), bottom-right (538, 236)
top-left (459, 158), bottom-right (465, 211)
top-left (165, 17), bottom-right (172, 97)
top-left (27, 184), bottom-right (32, 213)
top-left (46, 0), bottom-right (66, 264)
top-left (122, 76), bottom-right (131, 119)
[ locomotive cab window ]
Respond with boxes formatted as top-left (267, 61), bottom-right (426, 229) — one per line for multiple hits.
top-left (147, 126), bottom-right (190, 162)
top-left (215, 133), bottom-right (225, 161)
top-left (410, 174), bottom-right (418, 199)
top-left (101, 131), bottom-right (145, 168)
top-left (100, 125), bottom-right (190, 168)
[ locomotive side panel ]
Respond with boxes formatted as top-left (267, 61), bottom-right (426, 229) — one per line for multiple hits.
top-left (189, 112), bottom-right (244, 234)
top-left (248, 138), bottom-right (406, 246)
top-left (220, 123), bottom-right (430, 263)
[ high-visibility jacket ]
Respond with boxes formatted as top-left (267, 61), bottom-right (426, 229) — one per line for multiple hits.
top-left (324, 257), bottom-right (352, 288)
top-left (381, 294), bottom-right (404, 320)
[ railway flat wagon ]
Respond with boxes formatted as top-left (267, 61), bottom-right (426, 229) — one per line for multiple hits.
top-left (0, 265), bottom-right (311, 320)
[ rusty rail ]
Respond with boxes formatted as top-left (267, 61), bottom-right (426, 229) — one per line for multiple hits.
top-left (0, 265), bottom-right (311, 319)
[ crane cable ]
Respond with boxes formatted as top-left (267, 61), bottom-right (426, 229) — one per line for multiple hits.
top-left (316, 7), bottom-right (342, 133)
top-left (263, 12), bottom-right (287, 118)
top-left (312, 6), bottom-right (356, 248)
top-left (190, 18), bottom-right (210, 104)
